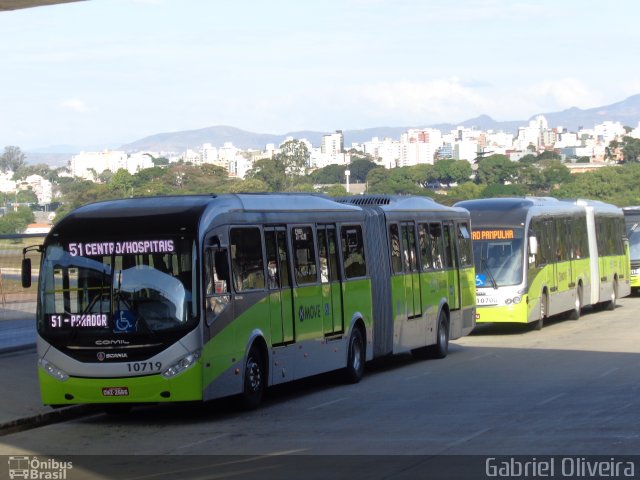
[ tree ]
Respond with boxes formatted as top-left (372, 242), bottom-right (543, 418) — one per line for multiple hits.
top-left (621, 136), bottom-right (640, 163)
top-left (0, 146), bottom-right (27, 173)
top-left (540, 160), bottom-right (572, 188)
top-left (16, 188), bottom-right (38, 204)
top-left (475, 154), bottom-right (520, 185)
top-left (323, 184), bottom-right (348, 197)
top-left (433, 159), bottom-right (472, 185)
top-left (108, 169), bottom-right (135, 197)
top-left (277, 140), bottom-right (310, 186)
top-left (348, 158), bottom-right (378, 183)
top-left (0, 206), bottom-right (35, 234)
top-left (310, 164), bottom-right (346, 184)
top-left (245, 158), bottom-right (286, 191)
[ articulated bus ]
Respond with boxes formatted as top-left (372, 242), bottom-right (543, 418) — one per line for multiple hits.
top-left (454, 197), bottom-right (630, 329)
top-left (22, 193), bottom-right (475, 409)
top-left (623, 206), bottom-right (640, 294)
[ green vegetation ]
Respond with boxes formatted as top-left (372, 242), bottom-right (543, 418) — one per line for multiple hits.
top-left (5, 140), bottom-right (640, 226)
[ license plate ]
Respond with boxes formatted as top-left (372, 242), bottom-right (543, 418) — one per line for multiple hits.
top-left (477, 296), bottom-right (498, 305)
top-left (102, 387), bottom-right (129, 397)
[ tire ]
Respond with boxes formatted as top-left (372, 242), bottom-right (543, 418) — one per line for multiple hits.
top-left (535, 292), bottom-right (547, 330)
top-left (567, 285), bottom-right (582, 320)
top-left (604, 281), bottom-right (618, 311)
top-left (343, 327), bottom-right (365, 384)
top-left (427, 310), bottom-right (449, 359)
top-left (240, 346), bottom-right (265, 410)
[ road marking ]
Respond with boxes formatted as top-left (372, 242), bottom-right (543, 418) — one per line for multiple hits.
top-left (599, 367), bottom-right (619, 377)
top-left (405, 371), bottom-right (432, 380)
top-left (308, 397), bottom-right (347, 410)
top-left (537, 393), bottom-right (566, 406)
top-left (175, 433), bottom-right (228, 450)
top-left (446, 428), bottom-right (490, 447)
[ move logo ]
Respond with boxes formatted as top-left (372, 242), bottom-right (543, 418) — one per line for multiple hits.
top-left (298, 304), bottom-right (322, 322)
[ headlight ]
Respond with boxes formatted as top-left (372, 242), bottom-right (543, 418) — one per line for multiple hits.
top-left (39, 358), bottom-right (69, 381)
top-left (512, 296), bottom-right (522, 304)
top-left (161, 351), bottom-right (200, 378)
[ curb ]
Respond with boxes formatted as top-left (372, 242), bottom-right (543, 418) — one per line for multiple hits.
top-left (0, 405), bottom-right (97, 437)
top-left (0, 342), bottom-right (35, 355)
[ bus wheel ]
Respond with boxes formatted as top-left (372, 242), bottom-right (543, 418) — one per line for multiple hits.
top-left (567, 285), bottom-right (582, 320)
top-left (240, 346), bottom-right (265, 410)
top-left (344, 327), bottom-right (365, 384)
top-left (427, 310), bottom-right (449, 359)
top-left (604, 281), bottom-right (618, 311)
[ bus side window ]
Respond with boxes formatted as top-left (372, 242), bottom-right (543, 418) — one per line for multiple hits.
top-left (341, 225), bottom-right (366, 278)
top-left (389, 223), bottom-right (403, 273)
top-left (457, 222), bottom-right (473, 267)
top-left (292, 226), bottom-right (317, 284)
top-left (205, 246), bottom-right (230, 318)
top-left (429, 222), bottom-right (444, 270)
top-left (418, 223), bottom-right (433, 271)
top-left (230, 227), bottom-right (265, 291)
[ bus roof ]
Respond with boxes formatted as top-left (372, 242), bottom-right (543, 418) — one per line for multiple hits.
top-left (560, 198), bottom-right (624, 216)
top-left (455, 197), bottom-right (584, 227)
top-left (337, 194), bottom-right (465, 214)
top-left (49, 193), bottom-right (362, 239)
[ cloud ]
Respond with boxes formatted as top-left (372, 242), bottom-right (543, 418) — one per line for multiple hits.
top-left (526, 78), bottom-right (598, 110)
top-left (59, 99), bottom-right (89, 113)
top-left (351, 78), bottom-right (492, 123)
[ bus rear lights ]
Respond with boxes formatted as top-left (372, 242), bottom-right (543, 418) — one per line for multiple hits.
top-left (504, 296), bottom-right (522, 305)
top-left (161, 351), bottom-right (200, 378)
top-left (39, 358), bottom-right (69, 381)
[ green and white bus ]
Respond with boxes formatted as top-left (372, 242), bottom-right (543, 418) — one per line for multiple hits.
top-left (623, 206), bottom-right (640, 294)
top-left (454, 197), bottom-right (630, 329)
top-left (22, 193), bottom-right (475, 409)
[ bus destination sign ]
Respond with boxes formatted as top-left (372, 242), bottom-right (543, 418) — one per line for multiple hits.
top-left (67, 239), bottom-right (175, 257)
top-left (472, 229), bottom-right (515, 241)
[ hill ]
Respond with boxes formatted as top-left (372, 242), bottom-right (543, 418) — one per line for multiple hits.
top-left (32, 94), bottom-right (640, 155)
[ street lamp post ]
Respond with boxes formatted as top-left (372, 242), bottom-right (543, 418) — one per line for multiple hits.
top-left (345, 169), bottom-right (350, 193)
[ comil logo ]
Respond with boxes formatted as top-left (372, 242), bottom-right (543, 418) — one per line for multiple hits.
top-left (8, 456), bottom-right (73, 479)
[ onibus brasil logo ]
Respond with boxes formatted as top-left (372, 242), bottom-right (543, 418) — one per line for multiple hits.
top-left (8, 456), bottom-right (73, 479)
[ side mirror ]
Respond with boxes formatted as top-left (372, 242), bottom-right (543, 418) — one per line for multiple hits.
top-left (528, 236), bottom-right (539, 256)
top-left (21, 258), bottom-right (32, 288)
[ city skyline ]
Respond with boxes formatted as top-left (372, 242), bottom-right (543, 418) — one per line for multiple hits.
top-left (2, 0), bottom-right (640, 150)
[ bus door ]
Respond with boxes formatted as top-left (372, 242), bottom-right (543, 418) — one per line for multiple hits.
top-left (401, 222), bottom-right (422, 318)
top-left (443, 222), bottom-right (461, 311)
top-left (317, 224), bottom-right (343, 335)
top-left (554, 217), bottom-right (571, 305)
top-left (565, 218), bottom-right (577, 289)
top-left (291, 225), bottom-right (324, 342)
top-left (264, 227), bottom-right (294, 344)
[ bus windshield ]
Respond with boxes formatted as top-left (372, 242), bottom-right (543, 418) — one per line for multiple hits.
top-left (626, 222), bottom-right (640, 260)
top-left (39, 237), bottom-right (197, 335)
top-left (472, 227), bottom-right (524, 287)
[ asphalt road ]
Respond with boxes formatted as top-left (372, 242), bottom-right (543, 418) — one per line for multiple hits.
top-left (0, 297), bottom-right (638, 479)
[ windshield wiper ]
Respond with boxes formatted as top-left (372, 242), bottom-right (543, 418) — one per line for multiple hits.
top-left (481, 258), bottom-right (498, 289)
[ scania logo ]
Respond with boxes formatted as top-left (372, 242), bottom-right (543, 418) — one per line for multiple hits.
top-left (96, 351), bottom-right (128, 361)
top-left (95, 339), bottom-right (130, 346)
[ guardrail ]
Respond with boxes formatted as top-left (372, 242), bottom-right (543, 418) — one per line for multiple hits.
top-left (0, 234), bottom-right (45, 319)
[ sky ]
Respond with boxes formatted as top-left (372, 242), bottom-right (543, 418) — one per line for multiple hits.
top-left (1, 0), bottom-right (640, 151)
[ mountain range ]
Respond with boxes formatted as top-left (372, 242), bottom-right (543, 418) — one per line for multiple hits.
top-left (27, 94), bottom-right (640, 162)
top-left (118, 94), bottom-right (640, 153)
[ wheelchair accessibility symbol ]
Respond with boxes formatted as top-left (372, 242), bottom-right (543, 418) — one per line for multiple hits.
top-left (114, 310), bottom-right (136, 333)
